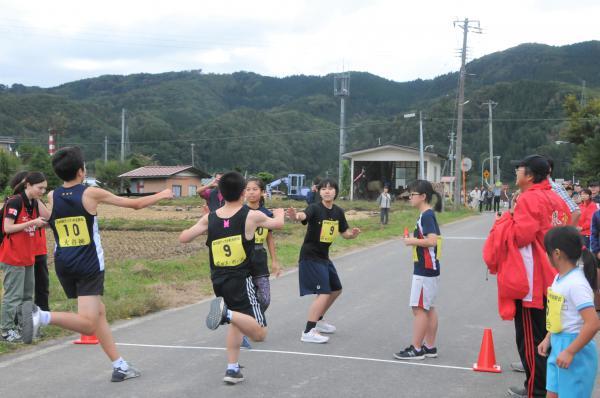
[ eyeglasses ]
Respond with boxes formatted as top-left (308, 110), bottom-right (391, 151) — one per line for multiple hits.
top-left (409, 192), bottom-right (423, 197)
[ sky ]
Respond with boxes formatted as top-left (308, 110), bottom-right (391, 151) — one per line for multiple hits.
top-left (1, 0), bottom-right (599, 88)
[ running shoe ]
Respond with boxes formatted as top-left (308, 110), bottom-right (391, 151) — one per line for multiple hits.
top-left (111, 365), bottom-right (141, 382)
top-left (21, 301), bottom-right (41, 344)
top-left (223, 368), bottom-right (245, 385)
top-left (241, 335), bottom-right (252, 349)
top-left (315, 320), bottom-right (336, 334)
top-left (206, 297), bottom-right (228, 330)
top-left (423, 345), bottom-right (438, 358)
top-left (510, 361), bottom-right (525, 372)
top-left (1, 329), bottom-right (22, 343)
top-left (393, 345), bottom-right (425, 360)
top-left (300, 328), bottom-right (329, 344)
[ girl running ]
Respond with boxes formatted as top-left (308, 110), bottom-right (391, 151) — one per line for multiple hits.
top-left (538, 226), bottom-right (599, 398)
top-left (394, 180), bottom-right (442, 360)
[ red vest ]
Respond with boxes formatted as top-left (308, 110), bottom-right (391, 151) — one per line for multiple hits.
top-left (0, 196), bottom-right (38, 266)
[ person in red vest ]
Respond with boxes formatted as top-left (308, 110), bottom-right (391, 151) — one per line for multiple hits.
top-left (577, 188), bottom-right (600, 249)
top-left (0, 172), bottom-right (50, 342)
top-left (496, 155), bottom-right (570, 398)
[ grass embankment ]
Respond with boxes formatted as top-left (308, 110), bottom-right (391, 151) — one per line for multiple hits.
top-left (0, 201), bottom-right (472, 354)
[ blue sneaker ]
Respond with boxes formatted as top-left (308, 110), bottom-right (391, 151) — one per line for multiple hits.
top-left (223, 368), bottom-right (244, 385)
top-left (241, 336), bottom-right (252, 349)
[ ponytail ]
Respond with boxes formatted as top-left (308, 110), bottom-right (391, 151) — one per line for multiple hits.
top-left (582, 247), bottom-right (598, 291)
top-left (408, 180), bottom-right (442, 212)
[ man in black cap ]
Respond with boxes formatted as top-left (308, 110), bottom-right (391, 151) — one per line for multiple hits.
top-left (590, 181), bottom-right (600, 204)
top-left (494, 155), bottom-right (570, 398)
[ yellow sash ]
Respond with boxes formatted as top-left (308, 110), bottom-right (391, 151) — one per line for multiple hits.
top-left (546, 287), bottom-right (564, 333)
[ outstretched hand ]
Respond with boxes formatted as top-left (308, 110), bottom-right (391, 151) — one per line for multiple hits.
top-left (286, 207), bottom-right (297, 221)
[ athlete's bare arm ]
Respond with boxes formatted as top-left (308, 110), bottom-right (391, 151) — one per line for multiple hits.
top-left (246, 209), bottom-right (284, 240)
top-left (179, 215), bottom-right (209, 243)
top-left (82, 188), bottom-right (173, 214)
top-left (286, 207), bottom-right (306, 222)
top-left (404, 233), bottom-right (438, 247)
top-left (341, 227), bottom-right (361, 239)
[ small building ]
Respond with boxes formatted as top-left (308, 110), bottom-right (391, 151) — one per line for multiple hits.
top-left (119, 165), bottom-right (210, 197)
top-left (0, 136), bottom-right (16, 152)
top-left (343, 144), bottom-right (445, 200)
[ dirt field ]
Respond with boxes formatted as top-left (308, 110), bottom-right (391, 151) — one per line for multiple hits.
top-left (97, 204), bottom-right (204, 221)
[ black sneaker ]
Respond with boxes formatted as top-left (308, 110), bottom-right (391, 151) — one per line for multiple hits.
top-left (223, 368), bottom-right (245, 385)
top-left (393, 345), bottom-right (425, 360)
top-left (206, 297), bottom-right (228, 330)
top-left (506, 386), bottom-right (527, 397)
top-left (423, 345), bottom-right (438, 358)
top-left (111, 365), bottom-right (141, 382)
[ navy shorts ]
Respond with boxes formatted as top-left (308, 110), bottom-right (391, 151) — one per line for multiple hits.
top-left (298, 258), bottom-right (342, 296)
top-left (57, 271), bottom-right (104, 299)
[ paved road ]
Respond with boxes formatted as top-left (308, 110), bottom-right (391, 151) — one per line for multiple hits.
top-left (1, 214), bottom-right (598, 397)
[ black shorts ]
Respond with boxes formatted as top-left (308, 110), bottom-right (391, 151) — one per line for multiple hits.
top-left (298, 258), bottom-right (342, 296)
top-left (212, 274), bottom-right (266, 327)
top-left (249, 247), bottom-right (269, 278)
top-left (57, 271), bottom-right (105, 299)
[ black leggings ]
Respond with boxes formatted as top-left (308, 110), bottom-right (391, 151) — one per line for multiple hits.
top-left (34, 255), bottom-right (50, 311)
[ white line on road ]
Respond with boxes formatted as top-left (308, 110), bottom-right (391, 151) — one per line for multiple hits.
top-left (116, 342), bottom-right (473, 371)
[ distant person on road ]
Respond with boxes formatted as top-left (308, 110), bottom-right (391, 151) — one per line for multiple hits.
top-left (479, 186), bottom-right (487, 212)
top-left (469, 186), bottom-right (480, 210)
top-left (197, 173), bottom-right (225, 212)
top-left (538, 226), bottom-right (599, 398)
top-left (377, 185), bottom-right (392, 225)
top-left (305, 177), bottom-right (321, 205)
top-left (180, 172), bottom-right (284, 385)
top-left (20, 147), bottom-right (174, 383)
top-left (493, 183), bottom-right (502, 213)
top-left (394, 180), bottom-right (442, 361)
top-left (486, 187), bottom-right (493, 211)
top-left (287, 178), bottom-right (361, 344)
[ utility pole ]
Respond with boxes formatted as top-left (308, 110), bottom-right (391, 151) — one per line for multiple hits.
top-left (334, 73), bottom-right (350, 191)
top-left (581, 80), bottom-right (587, 107)
top-left (419, 111), bottom-right (425, 179)
top-left (449, 130), bottom-right (455, 193)
top-left (191, 143), bottom-right (195, 167)
top-left (452, 18), bottom-right (481, 209)
top-left (120, 108), bottom-right (126, 163)
top-left (482, 100), bottom-right (498, 186)
top-left (104, 136), bottom-right (108, 164)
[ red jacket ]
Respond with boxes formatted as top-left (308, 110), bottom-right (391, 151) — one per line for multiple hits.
top-left (578, 200), bottom-right (600, 237)
top-left (483, 213), bottom-right (530, 320)
top-left (0, 196), bottom-right (38, 266)
top-left (484, 180), bottom-right (567, 316)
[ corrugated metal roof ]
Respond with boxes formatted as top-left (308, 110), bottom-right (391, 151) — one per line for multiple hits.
top-left (119, 165), bottom-right (210, 178)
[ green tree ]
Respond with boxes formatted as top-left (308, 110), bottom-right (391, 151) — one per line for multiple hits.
top-left (562, 95), bottom-right (600, 181)
top-left (256, 171), bottom-right (274, 185)
top-left (26, 146), bottom-right (61, 189)
top-left (95, 160), bottom-right (131, 192)
top-left (0, 150), bottom-right (21, 192)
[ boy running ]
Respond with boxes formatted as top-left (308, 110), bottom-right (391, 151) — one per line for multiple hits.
top-left (287, 178), bottom-right (360, 344)
top-left (179, 172), bottom-right (284, 384)
top-left (20, 147), bottom-right (173, 382)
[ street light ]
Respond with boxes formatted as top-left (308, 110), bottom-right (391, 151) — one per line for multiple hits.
top-left (404, 111), bottom-right (425, 179)
top-left (424, 145), bottom-right (434, 151)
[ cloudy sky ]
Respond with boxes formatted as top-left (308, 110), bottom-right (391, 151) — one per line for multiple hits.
top-left (1, 0), bottom-right (598, 88)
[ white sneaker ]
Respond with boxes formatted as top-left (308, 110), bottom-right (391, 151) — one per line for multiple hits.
top-left (301, 328), bottom-right (329, 344)
top-left (316, 320), bottom-right (336, 334)
top-left (21, 302), bottom-right (41, 344)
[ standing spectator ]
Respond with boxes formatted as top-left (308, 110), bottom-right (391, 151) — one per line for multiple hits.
top-left (589, 181), bottom-right (600, 204)
top-left (565, 185), bottom-right (574, 198)
top-left (501, 186), bottom-right (510, 209)
top-left (493, 183), bottom-right (502, 213)
top-left (485, 187), bottom-right (493, 211)
top-left (494, 155), bottom-right (570, 398)
top-left (573, 184), bottom-right (582, 204)
top-left (8, 172), bottom-right (50, 312)
top-left (546, 159), bottom-right (581, 226)
top-left (479, 186), bottom-right (487, 212)
top-left (197, 173), bottom-right (224, 212)
top-left (305, 178), bottom-right (321, 206)
top-left (590, 208), bottom-right (600, 311)
top-left (376, 186), bottom-right (392, 225)
top-left (469, 186), bottom-right (480, 210)
top-left (0, 172), bottom-right (50, 342)
top-left (578, 189), bottom-right (600, 249)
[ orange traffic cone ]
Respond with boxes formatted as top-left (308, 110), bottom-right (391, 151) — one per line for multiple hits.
top-left (73, 334), bottom-right (99, 345)
top-left (473, 328), bottom-right (502, 373)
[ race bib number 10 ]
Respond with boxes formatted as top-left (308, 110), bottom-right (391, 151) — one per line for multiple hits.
top-left (320, 220), bottom-right (339, 243)
top-left (212, 235), bottom-right (246, 267)
top-left (546, 288), bottom-right (564, 333)
top-left (55, 216), bottom-right (91, 247)
top-left (255, 227), bottom-right (268, 244)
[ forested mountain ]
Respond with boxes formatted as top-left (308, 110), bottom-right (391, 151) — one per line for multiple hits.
top-left (1, 41), bottom-right (599, 182)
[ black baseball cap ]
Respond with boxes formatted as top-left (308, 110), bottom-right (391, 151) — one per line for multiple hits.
top-left (590, 181), bottom-right (600, 187)
top-left (511, 154), bottom-right (550, 177)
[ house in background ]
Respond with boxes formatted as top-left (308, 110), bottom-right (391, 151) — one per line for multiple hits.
top-left (343, 144), bottom-right (445, 200)
top-left (0, 136), bottom-right (16, 152)
top-left (119, 165), bottom-right (210, 197)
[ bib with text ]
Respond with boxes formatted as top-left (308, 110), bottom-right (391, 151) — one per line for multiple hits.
top-left (55, 216), bottom-right (91, 247)
top-left (212, 235), bottom-right (246, 267)
top-left (320, 220), bottom-right (339, 243)
top-left (546, 287), bottom-right (564, 333)
top-left (254, 227), bottom-right (268, 245)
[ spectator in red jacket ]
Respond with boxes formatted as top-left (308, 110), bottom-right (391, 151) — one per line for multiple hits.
top-left (578, 189), bottom-right (600, 249)
top-left (501, 155), bottom-right (570, 398)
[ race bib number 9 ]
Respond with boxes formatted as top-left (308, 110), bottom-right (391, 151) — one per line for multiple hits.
top-left (255, 227), bottom-right (268, 244)
top-left (546, 288), bottom-right (564, 333)
top-left (212, 235), bottom-right (246, 267)
top-left (320, 220), bottom-right (339, 243)
top-left (55, 217), bottom-right (91, 247)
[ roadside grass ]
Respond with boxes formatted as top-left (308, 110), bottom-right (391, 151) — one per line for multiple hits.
top-left (0, 204), bottom-right (473, 355)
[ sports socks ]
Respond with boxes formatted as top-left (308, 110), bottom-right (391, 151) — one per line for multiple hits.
top-left (226, 310), bottom-right (232, 322)
top-left (304, 321), bottom-right (317, 333)
top-left (112, 357), bottom-right (129, 371)
top-left (227, 363), bottom-right (240, 372)
top-left (39, 310), bottom-right (51, 326)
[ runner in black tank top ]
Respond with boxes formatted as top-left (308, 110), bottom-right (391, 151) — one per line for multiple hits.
top-left (179, 171), bottom-right (285, 385)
